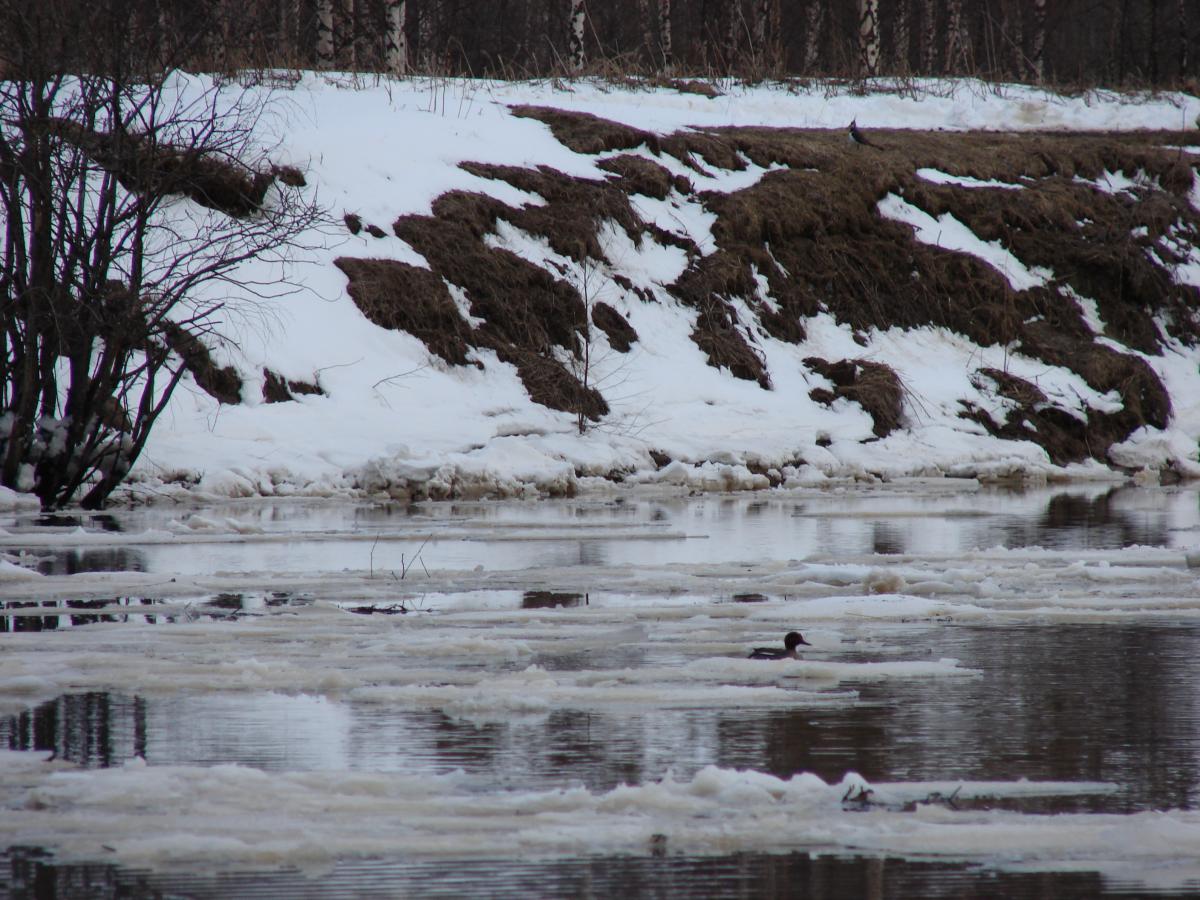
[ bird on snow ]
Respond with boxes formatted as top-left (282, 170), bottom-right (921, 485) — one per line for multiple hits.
top-left (848, 119), bottom-right (877, 148)
top-left (748, 631), bottom-right (812, 660)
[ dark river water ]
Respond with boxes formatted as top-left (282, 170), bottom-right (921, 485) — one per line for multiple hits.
top-left (3, 485), bottom-right (1200, 898)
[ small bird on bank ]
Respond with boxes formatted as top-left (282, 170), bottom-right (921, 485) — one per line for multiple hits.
top-left (848, 119), bottom-right (877, 148)
top-left (748, 631), bottom-right (812, 660)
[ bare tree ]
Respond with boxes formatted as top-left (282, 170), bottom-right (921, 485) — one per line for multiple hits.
top-left (386, 0), bottom-right (408, 74)
top-left (893, 0), bottom-right (911, 72)
top-left (753, 0), bottom-right (781, 70)
top-left (569, 0), bottom-right (586, 70)
top-left (658, 0), bottom-right (673, 70)
top-left (803, 0), bottom-right (824, 72)
top-left (755, 0), bottom-right (770, 48)
top-left (725, 0), bottom-right (741, 71)
top-left (946, 0), bottom-right (968, 74)
top-left (1181, 0), bottom-right (1190, 76)
top-left (341, 0), bottom-right (357, 70)
top-left (859, 0), bottom-right (881, 76)
top-left (316, 0), bottom-right (335, 67)
top-left (635, 0), bottom-right (655, 66)
top-left (921, 0), bottom-right (938, 72)
top-left (0, 0), bottom-right (322, 508)
top-left (278, 0), bottom-right (300, 64)
top-left (418, 0), bottom-right (436, 69)
top-left (1001, 0), bottom-right (1026, 79)
top-left (1031, 0), bottom-right (1047, 80)
top-left (212, 0), bottom-right (232, 72)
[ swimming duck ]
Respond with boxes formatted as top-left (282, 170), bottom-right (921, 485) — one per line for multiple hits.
top-left (748, 631), bottom-right (811, 660)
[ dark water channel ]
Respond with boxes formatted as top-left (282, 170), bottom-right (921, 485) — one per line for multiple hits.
top-left (1, 847), bottom-right (1178, 899)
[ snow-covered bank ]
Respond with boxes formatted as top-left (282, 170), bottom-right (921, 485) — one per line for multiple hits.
top-left (95, 73), bottom-right (1200, 503)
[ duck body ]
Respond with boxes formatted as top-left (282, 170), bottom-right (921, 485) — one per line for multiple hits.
top-left (748, 631), bottom-right (811, 660)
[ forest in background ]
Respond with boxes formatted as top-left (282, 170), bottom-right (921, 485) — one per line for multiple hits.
top-left (45, 0), bottom-right (1197, 88)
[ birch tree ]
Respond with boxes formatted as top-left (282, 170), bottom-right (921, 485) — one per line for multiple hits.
top-left (341, 0), bottom-right (356, 70)
top-left (386, 0), bottom-right (408, 75)
top-left (893, 0), bottom-right (911, 72)
top-left (921, 0), bottom-right (937, 72)
top-left (725, 0), bottom-right (740, 71)
top-left (278, 0), bottom-right (299, 64)
top-left (635, 0), bottom-right (655, 66)
top-left (1031, 0), bottom-right (1046, 80)
top-left (658, 0), bottom-right (672, 70)
top-left (753, 0), bottom-right (781, 69)
top-left (316, 0), bottom-right (334, 68)
top-left (946, 0), bottom-right (968, 74)
top-left (569, 0), bottom-right (586, 70)
top-left (859, 0), bottom-right (880, 76)
top-left (803, 0), bottom-right (823, 73)
top-left (211, 0), bottom-right (231, 72)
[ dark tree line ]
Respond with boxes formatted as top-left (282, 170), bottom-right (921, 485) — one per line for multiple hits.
top-left (49, 0), bottom-right (1198, 87)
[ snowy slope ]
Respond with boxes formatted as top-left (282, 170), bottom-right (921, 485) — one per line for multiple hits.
top-left (120, 74), bottom-right (1200, 503)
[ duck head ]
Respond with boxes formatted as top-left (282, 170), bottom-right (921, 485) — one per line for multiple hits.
top-left (784, 631), bottom-right (812, 650)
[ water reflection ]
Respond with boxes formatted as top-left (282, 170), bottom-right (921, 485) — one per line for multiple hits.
top-left (521, 590), bottom-right (585, 609)
top-left (0, 846), bottom-right (1177, 899)
top-left (29, 513), bottom-right (122, 532)
top-left (746, 624), bottom-right (1200, 814)
top-left (15, 548), bottom-right (147, 576)
top-left (2, 693), bottom-right (146, 766)
top-left (0, 486), bottom-right (1195, 579)
top-left (0, 598), bottom-right (167, 633)
top-left (5, 625), bottom-right (1199, 813)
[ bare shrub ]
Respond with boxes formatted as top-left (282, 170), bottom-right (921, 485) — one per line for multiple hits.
top-left (0, 0), bottom-right (323, 508)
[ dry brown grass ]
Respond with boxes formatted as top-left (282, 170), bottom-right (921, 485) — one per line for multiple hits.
top-left (805, 357), bottom-right (904, 438)
top-left (334, 257), bottom-right (473, 365)
top-left (161, 323), bottom-right (242, 405)
top-left (262, 369), bottom-right (324, 403)
top-left (591, 301), bottom-right (638, 352)
top-left (330, 115), bottom-right (1200, 466)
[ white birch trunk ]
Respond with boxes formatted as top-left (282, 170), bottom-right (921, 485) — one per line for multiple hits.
top-left (386, 0), bottom-right (408, 75)
top-left (1031, 0), bottom-right (1046, 81)
top-left (569, 0), bottom-right (586, 70)
top-left (316, 0), bottom-right (334, 68)
top-left (803, 0), bottom-right (823, 73)
top-left (658, 0), bottom-right (672, 69)
top-left (859, 0), bottom-right (880, 76)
